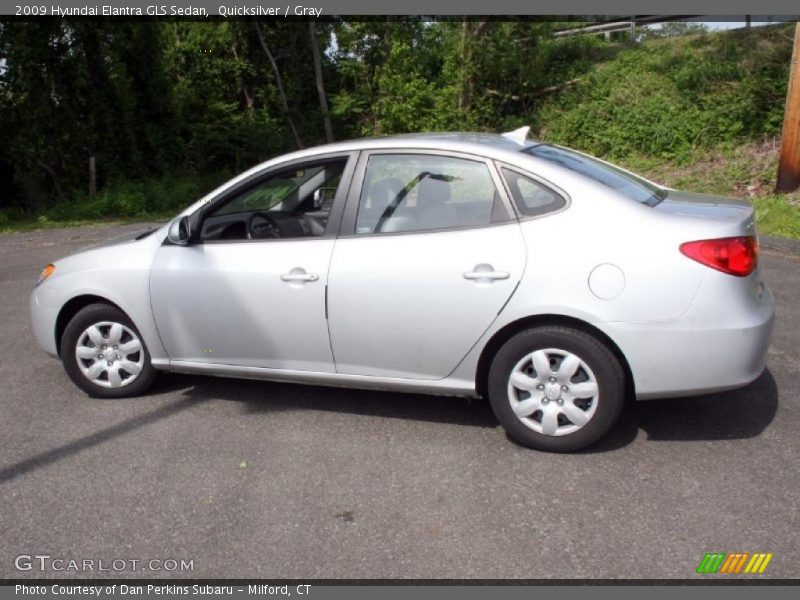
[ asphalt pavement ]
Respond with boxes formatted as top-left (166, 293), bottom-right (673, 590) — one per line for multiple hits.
top-left (0, 222), bottom-right (798, 579)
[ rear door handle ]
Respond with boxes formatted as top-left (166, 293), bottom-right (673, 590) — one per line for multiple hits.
top-left (280, 268), bottom-right (319, 284)
top-left (463, 264), bottom-right (510, 281)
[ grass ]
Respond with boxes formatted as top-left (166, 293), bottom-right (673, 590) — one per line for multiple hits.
top-left (753, 196), bottom-right (800, 239)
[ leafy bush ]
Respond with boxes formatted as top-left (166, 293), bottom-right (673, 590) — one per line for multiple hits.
top-left (537, 24), bottom-right (794, 161)
top-left (44, 171), bottom-right (231, 223)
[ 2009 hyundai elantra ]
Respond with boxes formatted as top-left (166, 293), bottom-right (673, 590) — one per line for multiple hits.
top-left (30, 128), bottom-right (775, 451)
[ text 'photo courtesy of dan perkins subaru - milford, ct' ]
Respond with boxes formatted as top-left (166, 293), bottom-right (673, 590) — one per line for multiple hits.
top-left (14, 585), bottom-right (309, 597)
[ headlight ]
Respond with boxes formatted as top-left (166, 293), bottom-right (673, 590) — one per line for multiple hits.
top-left (37, 263), bottom-right (55, 285)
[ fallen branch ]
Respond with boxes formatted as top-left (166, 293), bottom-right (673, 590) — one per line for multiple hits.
top-left (485, 78), bottom-right (582, 102)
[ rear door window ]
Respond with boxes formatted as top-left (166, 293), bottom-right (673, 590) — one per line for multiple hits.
top-left (355, 154), bottom-right (503, 234)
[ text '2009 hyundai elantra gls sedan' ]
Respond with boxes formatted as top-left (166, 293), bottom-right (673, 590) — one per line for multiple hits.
top-left (30, 128), bottom-right (774, 451)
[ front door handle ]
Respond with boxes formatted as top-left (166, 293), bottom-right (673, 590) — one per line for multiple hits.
top-left (280, 268), bottom-right (319, 284)
top-left (463, 264), bottom-right (510, 282)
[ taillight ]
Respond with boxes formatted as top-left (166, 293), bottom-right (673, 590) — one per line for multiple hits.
top-left (679, 236), bottom-right (758, 277)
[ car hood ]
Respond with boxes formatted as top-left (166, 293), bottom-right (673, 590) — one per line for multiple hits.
top-left (80, 227), bottom-right (158, 252)
top-left (654, 190), bottom-right (753, 223)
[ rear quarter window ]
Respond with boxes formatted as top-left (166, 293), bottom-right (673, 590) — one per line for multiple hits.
top-left (501, 168), bottom-right (566, 217)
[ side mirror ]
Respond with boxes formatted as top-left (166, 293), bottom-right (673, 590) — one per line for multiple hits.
top-left (313, 189), bottom-right (323, 209)
top-left (167, 216), bottom-right (191, 246)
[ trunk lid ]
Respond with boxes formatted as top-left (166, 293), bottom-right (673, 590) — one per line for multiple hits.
top-left (654, 189), bottom-right (754, 225)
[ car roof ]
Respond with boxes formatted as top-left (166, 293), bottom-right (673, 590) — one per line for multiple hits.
top-left (281, 131), bottom-right (540, 162)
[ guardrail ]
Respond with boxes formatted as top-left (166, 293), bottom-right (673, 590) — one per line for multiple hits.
top-left (554, 16), bottom-right (703, 38)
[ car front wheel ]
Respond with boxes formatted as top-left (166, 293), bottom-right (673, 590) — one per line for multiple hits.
top-left (487, 326), bottom-right (625, 452)
top-left (61, 303), bottom-right (156, 398)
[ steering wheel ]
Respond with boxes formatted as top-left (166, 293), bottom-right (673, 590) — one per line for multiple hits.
top-left (247, 211), bottom-right (282, 240)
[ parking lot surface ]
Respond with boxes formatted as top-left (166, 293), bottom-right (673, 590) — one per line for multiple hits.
top-left (1, 223), bottom-right (798, 579)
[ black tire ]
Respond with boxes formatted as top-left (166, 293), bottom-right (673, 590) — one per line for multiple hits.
top-left (60, 303), bottom-right (157, 398)
top-left (487, 326), bottom-right (625, 452)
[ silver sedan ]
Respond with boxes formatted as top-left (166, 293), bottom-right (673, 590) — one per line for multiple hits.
top-left (30, 128), bottom-right (775, 452)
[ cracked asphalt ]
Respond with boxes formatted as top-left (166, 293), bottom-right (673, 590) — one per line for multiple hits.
top-left (0, 222), bottom-right (798, 580)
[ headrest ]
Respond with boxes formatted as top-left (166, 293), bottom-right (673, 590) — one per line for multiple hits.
top-left (417, 175), bottom-right (451, 205)
top-left (369, 177), bottom-right (404, 211)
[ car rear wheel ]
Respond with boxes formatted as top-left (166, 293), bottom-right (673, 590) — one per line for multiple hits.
top-left (61, 303), bottom-right (156, 398)
top-left (487, 326), bottom-right (624, 452)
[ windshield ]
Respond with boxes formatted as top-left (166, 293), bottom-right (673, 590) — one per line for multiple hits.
top-left (522, 145), bottom-right (666, 206)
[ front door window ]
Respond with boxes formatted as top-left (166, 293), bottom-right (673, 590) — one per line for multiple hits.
top-left (201, 159), bottom-right (347, 241)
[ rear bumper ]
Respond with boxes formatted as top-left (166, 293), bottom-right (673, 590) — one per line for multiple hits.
top-left (612, 276), bottom-right (775, 400)
top-left (30, 289), bottom-right (60, 358)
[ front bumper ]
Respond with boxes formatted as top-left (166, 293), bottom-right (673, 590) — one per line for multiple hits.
top-left (30, 289), bottom-right (60, 358)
